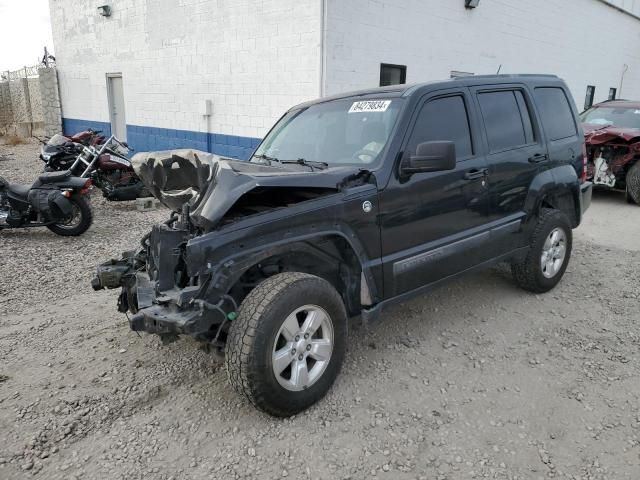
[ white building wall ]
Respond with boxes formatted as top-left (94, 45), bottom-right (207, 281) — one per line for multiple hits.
top-left (323, 0), bottom-right (640, 107)
top-left (49, 0), bottom-right (321, 140)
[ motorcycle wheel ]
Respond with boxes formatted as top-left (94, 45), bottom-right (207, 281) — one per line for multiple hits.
top-left (46, 196), bottom-right (93, 236)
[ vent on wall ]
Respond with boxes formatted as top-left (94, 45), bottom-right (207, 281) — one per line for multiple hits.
top-left (97, 5), bottom-right (111, 17)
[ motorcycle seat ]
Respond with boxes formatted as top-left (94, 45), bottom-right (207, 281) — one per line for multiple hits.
top-left (38, 170), bottom-right (72, 184)
top-left (7, 183), bottom-right (30, 198)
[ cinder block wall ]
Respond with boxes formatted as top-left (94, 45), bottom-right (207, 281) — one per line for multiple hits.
top-left (0, 82), bottom-right (12, 130)
top-left (50, 0), bottom-right (322, 157)
top-left (324, 0), bottom-right (640, 106)
top-left (38, 67), bottom-right (63, 137)
top-left (7, 80), bottom-right (30, 124)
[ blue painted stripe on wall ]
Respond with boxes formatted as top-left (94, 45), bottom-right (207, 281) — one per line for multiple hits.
top-left (62, 118), bottom-right (112, 137)
top-left (62, 118), bottom-right (261, 160)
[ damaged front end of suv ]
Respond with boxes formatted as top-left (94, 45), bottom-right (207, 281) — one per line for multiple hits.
top-left (584, 125), bottom-right (640, 199)
top-left (91, 149), bottom-right (377, 352)
top-left (581, 102), bottom-right (640, 204)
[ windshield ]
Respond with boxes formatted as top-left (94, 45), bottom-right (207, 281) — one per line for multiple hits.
top-left (253, 98), bottom-right (403, 167)
top-left (580, 106), bottom-right (640, 129)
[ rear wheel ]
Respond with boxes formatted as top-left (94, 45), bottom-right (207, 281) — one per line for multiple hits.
top-left (511, 209), bottom-right (572, 293)
top-left (46, 195), bottom-right (93, 236)
top-left (225, 272), bottom-right (347, 417)
top-left (625, 161), bottom-right (640, 205)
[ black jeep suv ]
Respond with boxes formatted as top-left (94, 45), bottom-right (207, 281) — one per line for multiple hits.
top-left (93, 74), bottom-right (592, 416)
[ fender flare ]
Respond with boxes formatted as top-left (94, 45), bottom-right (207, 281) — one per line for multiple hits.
top-left (523, 165), bottom-right (581, 227)
top-left (186, 223), bottom-right (381, 307)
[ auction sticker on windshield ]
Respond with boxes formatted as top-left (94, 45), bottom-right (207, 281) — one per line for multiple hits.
top-left (349, 100), bottom-right (392, 113)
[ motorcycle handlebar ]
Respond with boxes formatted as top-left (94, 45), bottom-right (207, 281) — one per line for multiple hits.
top-left (109, 136), bottom-right (134, 152)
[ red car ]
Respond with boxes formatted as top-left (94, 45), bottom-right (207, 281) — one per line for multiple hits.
top-left (581, 100), bottom-right (640, 204)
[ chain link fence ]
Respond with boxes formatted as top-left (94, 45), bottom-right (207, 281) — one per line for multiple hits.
top-left (0, 63), bottom-right (62, 138)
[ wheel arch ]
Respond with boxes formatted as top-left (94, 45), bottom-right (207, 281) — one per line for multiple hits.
top-left (524, 166), bottom-right (581, 228)
top-left (210, 232), bottom-right (376, 317)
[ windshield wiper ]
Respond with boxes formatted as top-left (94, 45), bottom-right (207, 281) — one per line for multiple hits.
top-left (279, 158), bottom-right (329, 170)
top-left (251, 153), bottom-right (281, 165)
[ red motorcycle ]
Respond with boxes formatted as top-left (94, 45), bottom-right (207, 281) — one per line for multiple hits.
top-left (67, 128), bottom-right (105, 146)
top-left (40, 133), bottom-right (147, 201)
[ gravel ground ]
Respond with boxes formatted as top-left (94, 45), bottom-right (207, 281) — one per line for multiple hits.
top-left (1, 140), bottom-right (639, 480)
top-left (0, 140), bottom-right (167, 314)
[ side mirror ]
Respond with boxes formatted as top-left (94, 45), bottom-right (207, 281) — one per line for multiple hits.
top-left (401, 141), bottom-right (456, 175)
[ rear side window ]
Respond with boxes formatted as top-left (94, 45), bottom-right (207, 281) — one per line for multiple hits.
top-left (478, 90), bottom-right (531, 153)
top-left (534, 87), bottom-right (577, 140)
top-left (407, 95), bottom-right (473, 159)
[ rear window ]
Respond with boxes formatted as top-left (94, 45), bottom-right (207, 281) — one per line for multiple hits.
top-left (534, 87), bottom-right (577, 141)
top-left (478, 90), bottom-right (530, 153)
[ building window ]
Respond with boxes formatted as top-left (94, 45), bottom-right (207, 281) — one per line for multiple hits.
top-left (608, 88), bottom-right (617, 100)
top-left (380, 63), bottom-right (406, 87)
top-left (584, 85), bottom-right (596, 110)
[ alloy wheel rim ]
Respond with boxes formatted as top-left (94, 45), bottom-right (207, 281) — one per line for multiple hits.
top-left (272, 305), bottom-right (334, 392)
top-left (540, 227), bottom-right (567, 278)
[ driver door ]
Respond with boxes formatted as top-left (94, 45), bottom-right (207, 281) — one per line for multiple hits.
top-left (378, 89), bottom-right (492, 297)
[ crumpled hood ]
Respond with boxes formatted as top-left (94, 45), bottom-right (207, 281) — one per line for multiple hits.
top-left (583, 123), bottom-right (640, 145)
top-left (131, 149), bottom-right (368, 228)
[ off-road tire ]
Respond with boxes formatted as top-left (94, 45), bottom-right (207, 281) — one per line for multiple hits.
top-left (225, 272), bottom-right (347, 417)
top-left (625, 161), bottom-right (640, 205)
top-left (46, 195), bottom-right (93, 236)
top-left (511, 209), bottom-right (572, 293)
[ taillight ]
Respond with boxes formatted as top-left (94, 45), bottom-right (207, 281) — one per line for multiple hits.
top-left (80, 179), bottom-right (92, 195)
top-left (580, 143), bottom-right (588, 183)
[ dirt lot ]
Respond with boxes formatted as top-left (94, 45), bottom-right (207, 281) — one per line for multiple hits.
top-left (1, 140), bottom-right (639, 480)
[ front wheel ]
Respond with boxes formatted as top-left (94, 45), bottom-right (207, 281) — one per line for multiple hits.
top-left (511, 209), bottom-right (572, 293)
top-left (625, 162), bottom-right (640, 205)
top-left (225, 272), bottom-right (347, 417)
top-left (47, 195), bottom-right (93, 236)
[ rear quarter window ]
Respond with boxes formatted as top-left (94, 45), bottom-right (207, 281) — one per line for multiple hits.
top-left (534, 87), bottom-right (577, 141)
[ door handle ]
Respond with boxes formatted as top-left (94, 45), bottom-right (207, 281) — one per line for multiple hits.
top-left (464, 168), bottom-right (488, 180)
top-left (528, 153), bottom-right (549, 163)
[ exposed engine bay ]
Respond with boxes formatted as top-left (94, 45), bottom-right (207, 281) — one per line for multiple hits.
top-left (588, 144), bottom-right (629, 187)
top-left (93, 149), bottom-right (373, 348)
top-left (584, 125), bottom-right (640, 189)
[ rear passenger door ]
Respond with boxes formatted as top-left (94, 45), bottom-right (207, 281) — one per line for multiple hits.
top-left (471, 85), bottom-right (546, 251)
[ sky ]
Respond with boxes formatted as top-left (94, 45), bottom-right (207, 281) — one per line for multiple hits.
top-left (0, 0), bottom-right (54, 72)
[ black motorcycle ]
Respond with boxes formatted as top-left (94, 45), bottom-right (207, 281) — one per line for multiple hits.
top-left (39, 134), bottom-right (83, 171)
top-left (0, 170), bottom-right (93, 236)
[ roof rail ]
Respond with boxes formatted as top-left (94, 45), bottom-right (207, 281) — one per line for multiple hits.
top-left (453, 73), bottom-right (559, 80)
